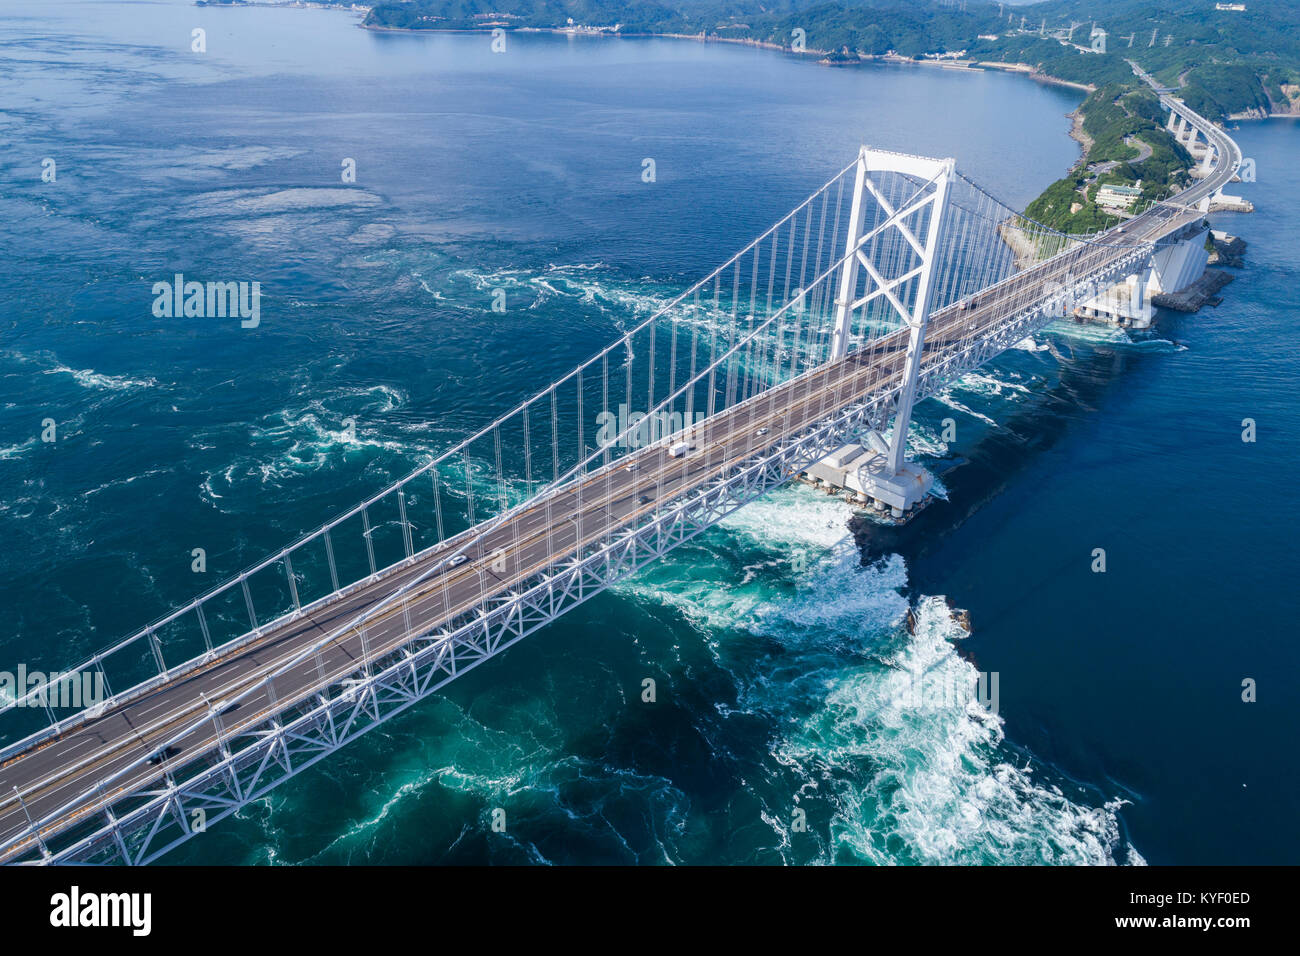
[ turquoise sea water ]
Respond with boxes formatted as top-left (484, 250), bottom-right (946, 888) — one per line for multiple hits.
top-left (1, 0), bottom-right (1295, 864)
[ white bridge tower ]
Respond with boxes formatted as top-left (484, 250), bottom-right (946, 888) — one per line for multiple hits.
top-left (814, 147), bottom-right (955, 518)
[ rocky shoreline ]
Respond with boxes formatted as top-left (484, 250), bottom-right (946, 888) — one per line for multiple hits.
top-left (1067, 107), bottom-right (1094, 165)
top-left (1209, 232), bottom-right (1248, 267)
top-left (1151, 269), bottom-right (1234, 312)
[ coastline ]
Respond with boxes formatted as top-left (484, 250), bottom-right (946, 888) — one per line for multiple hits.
top-left (357, 19), bottom-right (1097, 93)
top-left (262, 4), bottom-right (1099, 129)
top-left (1066, 107), bottom-right (1094, 166)
top-left (301, 9), bottom-right (1239, 252)
top-left (970, 60), bottom-right (1094, 92)
top-left (1227, 108), bottom-right (1300, 121)
top-left (196, 0), bottom-right (1102, 94)
top-left (355, 19), bottom-right (1173, 245)
top-left (230, 3), bottom-right (1278, 125)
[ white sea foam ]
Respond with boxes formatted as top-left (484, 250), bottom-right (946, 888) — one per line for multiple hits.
top-left (900, 422), bottom-right (951, 458)
top-left (43, 364), bottom-right (157, 391)
top-left (719, 483), bottom-right (857, 553)
top-left (929, 368), bottom-right (1032, 429)
top-left (198, 385), bottom-right (421, 500)
top-left (616, 486), bottom-right (870, 640)
top-left (1011, 335), bottom-right (1050, 352)
top-left (449, 263), bottom-right (670, 318)
top-left (1044, 319), bottom-right (1187, 352)
top-left (931, 391), bottom-right (999, 427)
top-left (0, 437), bottom-right (37, 461)
top-left (180, 188), bottom-right (382, 221)
top-left (621, 484), bottom-right (1136, 865)
top-left (773, 596), bottom-right (1132, 864)
top-left (83, 469), bottom-right (169, 497)
top-left (950, 370), bottom-right (1032, 399)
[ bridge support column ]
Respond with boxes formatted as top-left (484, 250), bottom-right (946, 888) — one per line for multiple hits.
top-left (885, 160), bottom-right (954, 480)
top-left (819, 147), bottom-right (956, 520)
top-left (1125, 271), bottom-right (1154, 329)
top-left (830, 151), bottom-right (870, 361)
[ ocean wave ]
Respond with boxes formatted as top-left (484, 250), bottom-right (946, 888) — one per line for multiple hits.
top-left (284, 695), bottom-right (689, 865)
top-left (448, 262), bottom-right (671, 317)
top-left (2, 349), bottom-right (158, 392)
top-left (82, 468), bottom-right (170, 498)
top-left (181, 188), bottom-right (382, 220)
top-left (774, 596), bottom-right (1135, 865)
top-left (196, 385), bottom-right (423, 501)
top-left (1045, 319), bottom-right (1187, 352)
top-left (899, 421), bottom-right (951, 458)
top-left (43, 364), bottom-right (158, 391)
top-left (1010, 335), bottom-right (1051, 353)
top-left (949, 370), bottom-right (1032, 399)
top-left (620, 485), bottom-right (1137, 865)
top-left (930, 390), bottom-right (999, 427)
top-left (0, 437), bottom-right (37, 461)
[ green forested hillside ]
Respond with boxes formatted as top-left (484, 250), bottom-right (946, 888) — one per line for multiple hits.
top-left (985, 0), bottom-right (1300, 118)
top-left (1024, 84), bottom-right (1193, 233)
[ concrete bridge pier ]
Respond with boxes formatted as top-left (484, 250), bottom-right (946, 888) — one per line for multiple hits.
top-left (1076, 226), bottom-right (1208, 329)
top-left (801, 439), bottom-right (934, 520)
top-left (1127, 265), bottom-right (1157, 325)
top-left (1199, 141), bottom-right (1216, 175)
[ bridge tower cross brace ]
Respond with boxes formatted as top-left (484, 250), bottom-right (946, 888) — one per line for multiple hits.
top-left (830, 147), bottom-right (955, 477)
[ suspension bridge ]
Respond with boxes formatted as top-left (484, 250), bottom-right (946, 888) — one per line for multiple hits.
top-left (0, 89), bottom-right (1241, 864)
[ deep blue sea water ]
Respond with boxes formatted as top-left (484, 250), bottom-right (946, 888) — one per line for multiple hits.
top-left (1, 0), bottom-right (1295, 864)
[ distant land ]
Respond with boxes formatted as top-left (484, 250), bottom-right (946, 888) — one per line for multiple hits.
top-left (230, 0), bottom-right (1292, 232)
top-left (350, 0), bottom-right (1300, 119)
